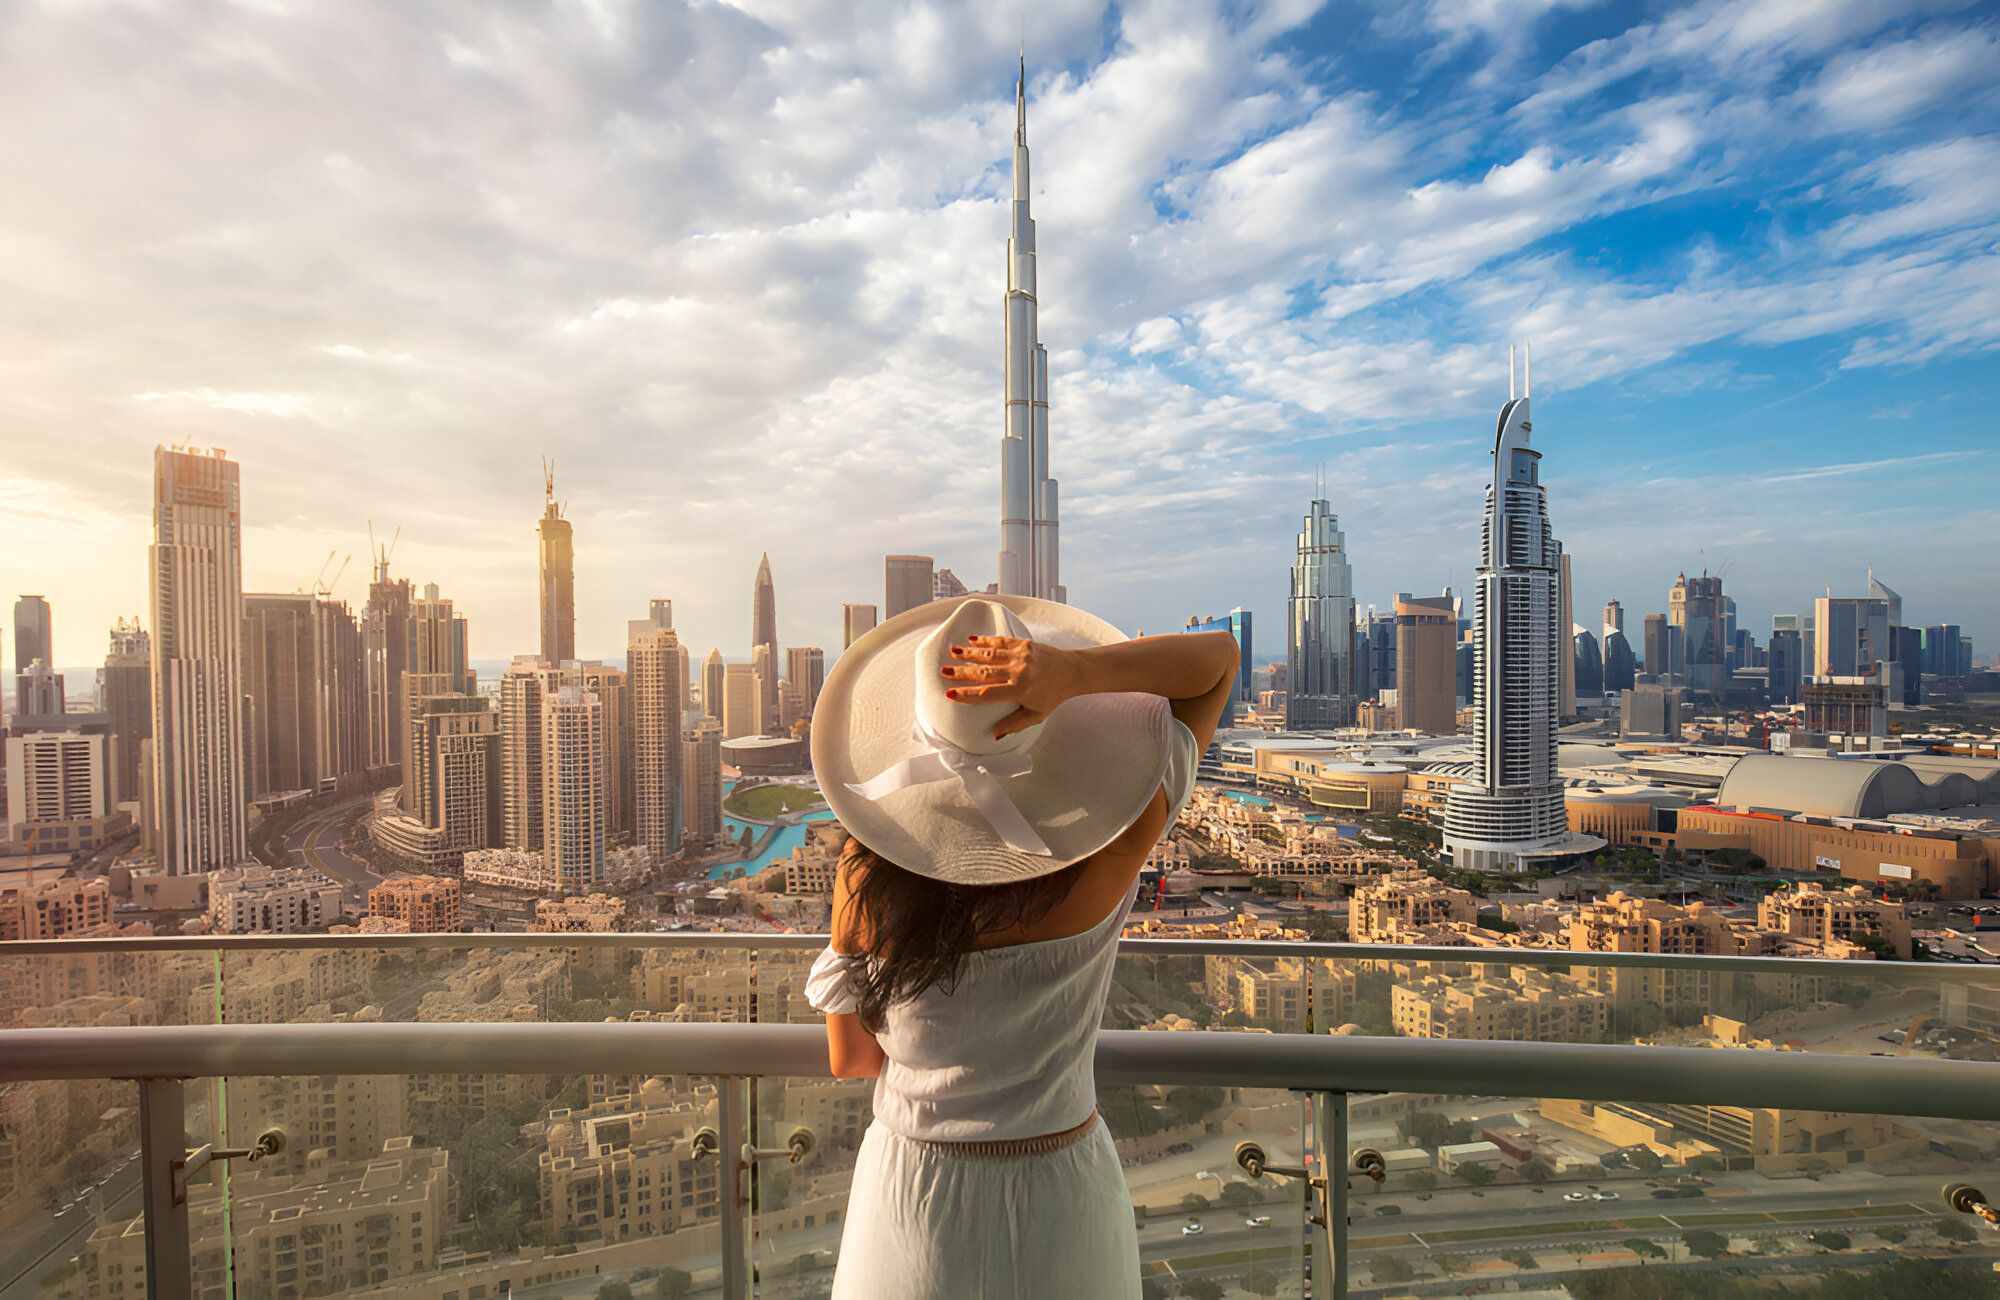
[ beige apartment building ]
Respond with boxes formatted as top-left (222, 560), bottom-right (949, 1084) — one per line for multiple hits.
top-left (1350, 869), bottom-right (1479, 942)
top-left (682, 718), bottom-right (724, 848)
top-left (1757, 882), bottom-right (1912, 958)
top-left (1562, 891), bottom-right (1739, 1011)
top-left (1210, 956), bottom-right (1357, 1030)
top-left (57, 1138), bottom-right (449, 1300)
top-left (0, 876), bottom-right (112, 940)
top-left (367, 875), bottom-right (463, 933)
top-left (540, 1091), bottom-right (719, 1246)
top-left (531, 893), bottom-right (629, 932)
top-left (1393, 969), bottom-right (1612, 1042)
top-left (721, 662), bottom-right (757, 740)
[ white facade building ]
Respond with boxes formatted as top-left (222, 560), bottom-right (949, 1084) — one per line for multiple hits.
top-left (206, 866), bottom-right (343, 934)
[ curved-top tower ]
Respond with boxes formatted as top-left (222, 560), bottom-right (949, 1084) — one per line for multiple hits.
top-left (1444, 384), bottom-right (1598, 870)
top-left (998, 59), bottom-right (1064, 603)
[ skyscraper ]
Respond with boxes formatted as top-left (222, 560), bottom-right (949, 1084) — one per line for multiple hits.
top-left (243, 593), bottom-right (365, 798)
top-left (752, 553), bottom-right (778, 728)
top-left (148, 446), bottom-right (247, 874)
top-left (1284, 493), bottom-right (1355, 730)
top-left (626, 599), bottom-right (673, 643)
top-left (574, 662), bottom-right (630, 838)
top-left (409, 583), bottom-right (473, 692)
top-left (540, 685), bottom-right (604, 891)
top-left (750, 645), bottom-right (776, 735)
top-left (1768, 627), bottom-right (1802, 705)
top-left (1813, 595), bottom-right (1891, 681)
top-left (373, 691), bottom-right (500, 869)
top-left (884, 555), bottom-right (934, 620)
top-left (13, 595), bottom-right (51, 675)
top-left (1672, 572), bottom-right (1724, 695)
top-left (681, 717), bottom-right (723, 850)
top-left (842, 604), bottom-right (879, 648)
top-left (1642, 613), bottom-right (1677, 681)
top-left (702, 648), bottom-right (725, 721)
top-left (1393, 593), bottom-right (1456, 734)
top-left (630, 623), bottom-right (685, 860)
top-left (1601, 599), bottom-right (1623, 646)
top-left (99, 618), bottom-right (151, 808)
top-left (997, 60), bottom-right (1063, 604)
top-left (538, 463), bottom-right (575, 664)
top-left (363, 551), bottom-right (412, 770)
top-left (500, 656), bottom-right (565, 850)
top-left (12, 661), bottom-right (65, 718)
top-left (1186, 608), bottom-right (1255, 725)
top-left (1556, 554), bottom-right (1577, 717)
top-left (1574, 629), bottom-right (1604, 698)
top-left (786, 647), bottom-right (826, 718)
top-left (1603, 629), bottom-right (1636, 694)
top-left (721, 663), bottom-right (756, 740)
top-left (1444, 383), bottom-right (1589, 871)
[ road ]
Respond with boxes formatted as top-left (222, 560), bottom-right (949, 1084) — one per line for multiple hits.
top-left (282, 795), bottom-right (383, 909)
top-left (0, 1158), bottom-right (139, 1300)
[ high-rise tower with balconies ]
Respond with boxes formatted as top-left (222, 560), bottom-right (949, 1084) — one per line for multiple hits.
top-left (148, 445), bottom-right (247, 874)
top-left (1444, 376), bottom-right (1599, 871)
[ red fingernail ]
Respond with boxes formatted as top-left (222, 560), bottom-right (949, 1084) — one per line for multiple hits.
top-left (950, 647), bottom-right (964, 657)
top-left (945, 689), bottom-right (958, 699)
top-left (941, 666), bottom-right (954, 677)
top-left (967, 635), bottom-right (980, 643)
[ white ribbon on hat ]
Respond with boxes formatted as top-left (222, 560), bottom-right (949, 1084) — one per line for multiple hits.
top-left (845, 719), bottom-right (1053, 856)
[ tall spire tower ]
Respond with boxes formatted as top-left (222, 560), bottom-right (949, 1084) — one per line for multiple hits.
top-left (538, 458), bottom-right (575, 663)
top-left (751, 552), bottom-right (778, 733)
top-left (998, 58), bottom-right (1064, 603)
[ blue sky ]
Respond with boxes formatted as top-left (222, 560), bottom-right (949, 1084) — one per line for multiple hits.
top-left (1, 0), bottom-right (1995, 672)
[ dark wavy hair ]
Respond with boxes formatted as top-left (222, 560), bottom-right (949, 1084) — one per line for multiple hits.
top-left (839, 834), bottom-right (1083, 1033)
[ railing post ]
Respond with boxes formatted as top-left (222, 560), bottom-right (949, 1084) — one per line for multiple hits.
top-left (137, 1078), bottom-right (192, 1300)
top-left (1319, 1090), bottom-right (1348, 1300)
top-left (716, 1076), bottom-right (750, 1300)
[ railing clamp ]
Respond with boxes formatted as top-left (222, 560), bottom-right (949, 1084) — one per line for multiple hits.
top-left (1945, 1183), bottom-right (2000, 1231)
top-left (172, 1127), bottom-right (286, 1205)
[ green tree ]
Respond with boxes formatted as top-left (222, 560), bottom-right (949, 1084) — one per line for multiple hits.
top-left (1683, 1155), bottom-right (1723, 1174)
top-left (1396, 1109), bottom-right (1455, 1149)
top-left (1622, 1237), bottom-right (1666, 1259)
top-left (1501, 1250), bottom-right (1538, 1270)
top-left (1934, 1216), bottom-right (1977, 1243)
top-left (1875, 1226), bottom-right (1908, 1245)
top-left (596, 1283), bottom-right (634, 1300)
top-left (1141, 1280), bottom-right (1170, 1300)
top-left (1370, 1257), bottom-right (1417, 1283)
top-left (1180, 1192), bottom-right (1211, 1213)
top-left (1458, 1162), bottom-right (1496, 1187)
top-left (1404, 1169), bottom-right (1438, 1192)
top-left (652, 1270), bottom-right (692, 1300)
top-left (1681, 1228), bottom-right (1729, 1258)
top-left (1163, 1085), bottom-right (1224, 1127)
top-left (1180, 1279), bottom-right (1225, 1300)
top-left (1808, 1230), bottom-right (1851, 1252)
top-left (788, 1253), bottom-right (820, 1275)
top-left (1624, 1147), bottom-right (1664, 1173)
top-left (1218, 1181), bottom-right (1255, 1206)
top-left (1240, 1268), bottom-right (1280, 1297)
top-left (1516, 1158), bottom-right (1553, 1183)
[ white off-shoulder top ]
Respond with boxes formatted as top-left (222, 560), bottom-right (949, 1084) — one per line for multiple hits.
top-left (806, 718), bottom-right (1202, 1141)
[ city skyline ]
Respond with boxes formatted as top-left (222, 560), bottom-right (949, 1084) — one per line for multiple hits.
top-left (3, 3), bottom-right (1996, 668)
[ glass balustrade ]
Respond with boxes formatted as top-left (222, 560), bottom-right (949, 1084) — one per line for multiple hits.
top-left (4, 935), bottom-right (1998, 1298)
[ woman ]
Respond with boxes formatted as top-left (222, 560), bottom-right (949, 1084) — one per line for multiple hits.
top-left (805, 594), bottom-right (1237, 1298)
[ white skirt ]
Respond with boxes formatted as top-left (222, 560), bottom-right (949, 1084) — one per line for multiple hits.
top-left (830, 1119), bottom-right (1142, 1299)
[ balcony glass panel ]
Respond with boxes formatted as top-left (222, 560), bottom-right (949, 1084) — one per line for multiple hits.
top-left (1336, 1096), bottom-right (2000, 1291)
top-left (0, 1080), bottom-right (145, 1300)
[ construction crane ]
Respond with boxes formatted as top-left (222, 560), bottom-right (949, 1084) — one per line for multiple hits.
top-left (367, 521), bottom-right (402, 581)
top-left (304, 550), bottom-right (351, 598)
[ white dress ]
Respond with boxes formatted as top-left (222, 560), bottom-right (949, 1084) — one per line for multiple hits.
top-left (806, 719), bottom-right (1201, 1299)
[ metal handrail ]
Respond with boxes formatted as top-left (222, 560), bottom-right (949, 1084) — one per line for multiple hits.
top-left (5, 1022), bottom-right (1998, 1121)
top-left (4, 930), bottom-right (1994, 981)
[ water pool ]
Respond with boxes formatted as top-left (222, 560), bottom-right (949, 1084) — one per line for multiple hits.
top-left (708, 808), bottom-right (839, 879)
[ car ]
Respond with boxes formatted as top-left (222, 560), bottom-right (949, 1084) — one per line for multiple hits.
top-left (1592, 1191), bottom-right (1621, 1202)
top-left (1650, 1189), bottom-right (1678, 1199)
top-left (1244, 1215), bottom-right (1272, 1228)
top-left (1180, 1221), bottom-right (1204, 1237)
top-left (1372, 1205), bottom-right (1402, 1217)
top-left (1414, 1192), bottom-right (1433, 1201)
top-left (1564, 1191), bottom-right (1591, 1202)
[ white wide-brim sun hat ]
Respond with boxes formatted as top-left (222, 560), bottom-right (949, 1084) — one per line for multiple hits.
top-left (812, 595), bottom-right (1172, 885)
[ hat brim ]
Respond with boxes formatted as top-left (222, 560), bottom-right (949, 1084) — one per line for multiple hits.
top-left (811, 595), bottom-right (1171, 885)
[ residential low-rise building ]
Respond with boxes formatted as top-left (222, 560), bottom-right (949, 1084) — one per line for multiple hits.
top-left (205, 866), bottom-right (344, 934)
top-left (367, 875), bottom-right (462, 933)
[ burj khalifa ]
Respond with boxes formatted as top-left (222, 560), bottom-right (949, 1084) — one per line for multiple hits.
top-left (998, 60), bottom-right (1064, 603)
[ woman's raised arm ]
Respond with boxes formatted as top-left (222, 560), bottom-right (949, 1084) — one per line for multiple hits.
top-left (943, 630), bottom-right (1239, 754)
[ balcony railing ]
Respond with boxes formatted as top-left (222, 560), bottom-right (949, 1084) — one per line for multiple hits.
top-left (5, 935), bottom-right (1999, 1299)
